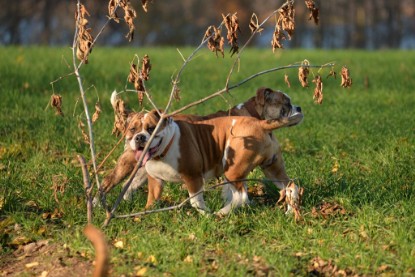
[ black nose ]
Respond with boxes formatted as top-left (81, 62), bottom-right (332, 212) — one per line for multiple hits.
top-left (135, 134), bottom-right (146, 143)
top-left (296, 106), bottom-right (302, 113)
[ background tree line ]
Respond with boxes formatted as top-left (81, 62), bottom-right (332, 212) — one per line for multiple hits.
top-left (1, 0), bottom-right (414, 48)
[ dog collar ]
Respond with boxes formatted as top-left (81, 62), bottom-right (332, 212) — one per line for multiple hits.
top-left (153, 135), bottom-right (175, 160)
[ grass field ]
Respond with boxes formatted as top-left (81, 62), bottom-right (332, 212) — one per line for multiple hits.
top-left (0, 47), bottom-right (414, 276)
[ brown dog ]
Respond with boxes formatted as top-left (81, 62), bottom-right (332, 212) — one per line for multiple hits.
top-left (99, 87), bottom-right (299, 208)
top-left (129, 106), bottom-right (303, 215)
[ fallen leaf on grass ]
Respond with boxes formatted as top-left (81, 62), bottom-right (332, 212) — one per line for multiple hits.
top-left (311, 201), bottom-right (351, 219)
top-left (308, 256), bottom-right (356, 276)
top-left (136, 266), bottom-right (148, 276)
top-left (113, 240), bottom-right (124, 249)
top-left (25, 261), bottom-right (39, 268)
top-left (183, 255), bottom-right (193, 263)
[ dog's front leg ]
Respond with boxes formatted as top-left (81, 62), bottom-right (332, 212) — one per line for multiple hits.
top-left (184, 177), bottom-right (210, 215)
top-left (146, 175), bottom-right (164, 209)
top-left (93, 149), bottom-right (136, 206)
top-left (123, 167), bottom-right (148, 201)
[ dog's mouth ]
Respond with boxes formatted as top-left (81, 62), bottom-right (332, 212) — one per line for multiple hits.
top-left (134, 138), bottom-right (163, 166)
top-left (286, 106), bottom-right (303, 127)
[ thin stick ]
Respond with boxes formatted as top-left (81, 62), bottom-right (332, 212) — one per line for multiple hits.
top-left (73, 1), bottom-right (101, 194)
top-left (113, 178), bottom-right (293, 219)
top-left (78, 155), bottom-right (93, 223)
top-left (166, 63), bottom-right (334, 117)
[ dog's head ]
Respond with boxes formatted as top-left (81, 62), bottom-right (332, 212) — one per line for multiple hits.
top-left (128, 109), bottom-right (173, 165)
top-left (255, 87), bottom-right (303, 126)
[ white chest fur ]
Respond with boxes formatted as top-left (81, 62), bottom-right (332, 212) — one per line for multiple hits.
top-left (145, 125), bottom-right (182, 182)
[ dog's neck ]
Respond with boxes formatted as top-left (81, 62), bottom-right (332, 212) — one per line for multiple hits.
top-left (243, 97), bottom-right (262, 119)
top-left (152, 121), bottom-right (179, 159)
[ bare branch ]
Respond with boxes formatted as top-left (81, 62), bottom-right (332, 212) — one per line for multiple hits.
top-left (73, 1), bottom-right (101, 195)
top-left (113, 178), bottom-right (297, 219)
top-left (166, 63), bottom-right (335, 117)
top-left (77, 155), bottom-right (92, 223)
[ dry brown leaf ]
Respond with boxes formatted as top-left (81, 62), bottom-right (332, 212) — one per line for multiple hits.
top-left (222, 13), bottom-right (240, 56)
top-left (141, 54), bottom-right (151, 81)
top-left (112, 94), bottom-right (129, 136)
top-left (271, 3), bottom-right (295, 51)
top-left (276, 181), bottom-right (303, 221)
top-left (271, 28), bottom-right (284, 51)
top-left (308, 256), bottom-right (356, 276)
top-left (305, 0), bottom-right (319, 25)
top-left (327, 68), bottom-right (337, 79)
top-left (108, 0), bottom-right (120, 22)
top-left (141, 0), bottom-right (152, 12)
top-left (204, 26), bottom-right (224, 57)
top-left (127, 55), bottom-right (152, 105)
top-left (123, 1), bottom-right (137, 42)
top-left (173, 86), bottom-right (181, 101)
top-left (284, 74), bottom-right (291, 88)
top-left (311, 201), bottom-right (351, 219)
top-left (92, 101), bottom-right (102, 123)
top-left (50, 94), bottom-right (64, 116)
top-left (75, 4), bottom-right (94, 63)
top-left (278, 3), bottom-right (295, 39)
top-left (78, 119), bottom-right (90, 144)
top-left (312, 75), bottom-right (323, 104)
top-left (298, 61), bottom-right (310, 87)
top-left (340, 66), bottom-right (352, 88)
top-left (249, 13), bottom-right (263, 34)
top-left (109, 0), bottom-right (137, 42)
top-left (51, 175), bottom-right (68, 204)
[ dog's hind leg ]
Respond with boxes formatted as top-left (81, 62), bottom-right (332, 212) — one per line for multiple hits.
top-left (261, 147), bottom-right (291, 190)
top-left (216, 179), bottom-right (249, 216)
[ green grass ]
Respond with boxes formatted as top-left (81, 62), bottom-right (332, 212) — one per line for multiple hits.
top-left (1, 46), bottom-right (414, 276)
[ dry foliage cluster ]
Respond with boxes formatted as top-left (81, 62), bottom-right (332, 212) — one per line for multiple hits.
top-left (204, 26), bottom-right (225, 57)
top-left (341, 66), bottom-right (352, 88)
top-left (128, 55), bottom-right (152, 105)
top-left (305, 0), bottom-right (319, 24)
top-left (50, 94), bottom-right (63, 116)
top-left (111, 96), bottom-right (130, 137)
top-left (222, 13), bottom-right (240, 56)
top-left (276, 181), bottom-right (303, 221)
top-left (307, 256), bottom-right (357, 277)
top-left (311, 201), bottom-right (351, 219)
top-left (108, 0), bottom-right (152, 41)
top-left (75, 4), bottom-right (94, 63)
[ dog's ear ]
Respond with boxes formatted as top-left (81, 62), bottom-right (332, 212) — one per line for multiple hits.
top-left (256, 87), bottom-right (272, 106)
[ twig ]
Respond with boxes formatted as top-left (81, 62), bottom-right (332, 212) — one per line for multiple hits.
top-left (166, 63), bottom-right (334, 117)
top-left (113, 178), bottom-right (294, 219)
top-left (73, 1), bottom-right (101, 199)
top-left (78, 155), bottom-right (93, 223)
top-left (224, 3), bottom-right (289, 90)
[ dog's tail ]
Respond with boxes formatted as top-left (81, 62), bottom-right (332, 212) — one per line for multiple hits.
top-left (260, 113), bottom-right (303, 131)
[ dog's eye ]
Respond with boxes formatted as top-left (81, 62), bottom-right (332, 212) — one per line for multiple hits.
top-left (129, 127), bottom-right (136, 133)
top-left (147, 127), bottom-right (155, 134)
